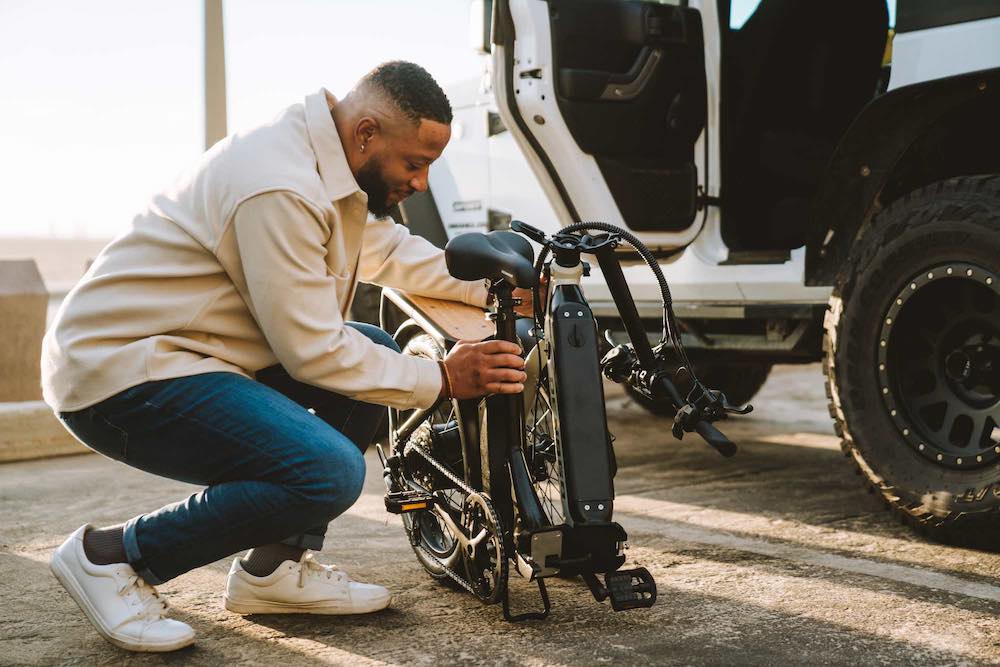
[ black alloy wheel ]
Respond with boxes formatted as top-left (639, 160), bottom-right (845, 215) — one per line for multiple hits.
top-left (880, 263), bottom-right (999, 469)
top-left (826, 175), bottom-right (1000, 546)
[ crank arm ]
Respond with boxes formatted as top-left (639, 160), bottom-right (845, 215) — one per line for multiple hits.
top-left (395, 474), bottom-right (481, 552)
top-left (431, 504), bottom-right (485, 552)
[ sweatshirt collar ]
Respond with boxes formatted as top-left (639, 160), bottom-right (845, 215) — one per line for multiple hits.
top-left (304, 88), bottom-right (366, 204)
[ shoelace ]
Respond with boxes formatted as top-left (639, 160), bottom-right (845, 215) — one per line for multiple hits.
top-left (116, 571), bottom-right (168, 620)
top-left (297, 553), bottom-right (345, 589)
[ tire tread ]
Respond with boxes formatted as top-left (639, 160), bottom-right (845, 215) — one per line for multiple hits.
top-left (824, 174), bottom-right (1000, 545)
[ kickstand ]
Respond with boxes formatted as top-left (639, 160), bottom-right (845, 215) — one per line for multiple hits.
top-left (503, 577), bottom-right (551, 622)
top-left (582, 572), bottom-right (609, 602)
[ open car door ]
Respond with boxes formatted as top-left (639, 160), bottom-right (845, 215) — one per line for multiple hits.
top-left (491, 0), bottom-right (709, 249)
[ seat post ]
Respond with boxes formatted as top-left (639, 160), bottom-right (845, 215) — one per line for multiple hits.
top-left (486, 280), bottom-right (548, 535)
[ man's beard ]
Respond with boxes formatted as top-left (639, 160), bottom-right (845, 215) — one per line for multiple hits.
top-left (356, 156), bottom-right (394, 218)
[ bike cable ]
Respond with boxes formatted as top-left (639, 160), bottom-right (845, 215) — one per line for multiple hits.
top-left (531, 221), bottom-right (697, 384)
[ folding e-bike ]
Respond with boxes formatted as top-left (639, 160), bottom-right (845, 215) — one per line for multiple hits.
top-left (378, 220), bottom-right (751, 620)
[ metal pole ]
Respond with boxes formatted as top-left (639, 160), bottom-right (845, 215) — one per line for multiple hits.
top-left (204, 0), bottom-right (227, 149)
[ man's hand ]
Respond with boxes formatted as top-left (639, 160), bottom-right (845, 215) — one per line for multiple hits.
top-left (440, 340), bottom-right (526, 399)
top-left (511, 274), bottom-right (547, 318)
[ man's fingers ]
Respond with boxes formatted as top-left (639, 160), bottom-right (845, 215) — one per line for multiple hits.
top-left (486, 382), bottom-right (525, 395)
top-left (477, 340), bottom-right (522, 356)
top-left (484, 368), bottom-right (528, 385)
top-left (483, 353), bottom-right (525, 370)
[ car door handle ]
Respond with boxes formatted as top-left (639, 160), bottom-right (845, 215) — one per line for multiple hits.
top-left (557, 47), bottom-right (663, 102)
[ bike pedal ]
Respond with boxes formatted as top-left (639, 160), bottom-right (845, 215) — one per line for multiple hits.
top-left (384, 490), bottom-right (435, 514)
top-left (604, 567), bottom-right (657, 611)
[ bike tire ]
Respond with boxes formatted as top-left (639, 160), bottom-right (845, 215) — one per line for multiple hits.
top-left (391, 333), bottom-right (472, 583)
top-left (524, 376), bottom-right (565, 526)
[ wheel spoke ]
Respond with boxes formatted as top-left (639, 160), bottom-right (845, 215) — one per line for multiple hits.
top-left (525, 382), bottom-right (563, 525)
top-left (928, 403), bottom-right (954, 436)
top-left (534, 408), bottom-right (551, 431)
top-left (909, 387), bottom-right (951, 411)
top-left (913, 331), bottom-right (940, 357)
top-left (966, 413), bottom-right (989, 449)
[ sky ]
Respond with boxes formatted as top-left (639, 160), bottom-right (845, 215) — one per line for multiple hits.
top-left (0, 0), bottom-right (894, 239)
top-left (0, 0), bottom-right (481, 238)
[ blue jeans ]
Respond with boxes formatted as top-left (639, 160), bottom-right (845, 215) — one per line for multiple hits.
top-left (58, 322), bottom-right (398, 585)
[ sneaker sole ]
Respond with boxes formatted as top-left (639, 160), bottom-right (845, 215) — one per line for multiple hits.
top-left (222, 593), bottom-right (392, 616)
top-left (50, 551), bottom-right (195, 653)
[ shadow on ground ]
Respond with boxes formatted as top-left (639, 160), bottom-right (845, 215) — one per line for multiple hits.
top-left (1, 546), bottom-right (989, 666)
top-left (4, 365), bottom-right (1000, 664)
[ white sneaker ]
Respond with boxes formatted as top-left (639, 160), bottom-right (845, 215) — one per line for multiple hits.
top-left (49, 525), bottom-right (194, 652)
top-left (223, 552), bottom-right (392, 615)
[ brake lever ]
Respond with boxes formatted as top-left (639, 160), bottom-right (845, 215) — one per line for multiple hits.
top-left (716, 391), bottom-right (754, 416)
top-left (669, 403), bottom-right (739, 458)
top-left (511, 219), bottom-right (548, 244)
top-left (656, 377), bottom-right (743, 457)
top-left (600, 342), bottom-right (637, 384)
top-left (600, 342), bottom-right (746, 458)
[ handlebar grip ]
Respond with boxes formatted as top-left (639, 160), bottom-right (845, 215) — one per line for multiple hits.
top-left (695, 421), bottom-right (738, 458)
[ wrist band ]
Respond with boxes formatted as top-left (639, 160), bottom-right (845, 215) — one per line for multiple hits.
top-left (437, 359), bottom-right (453, 399)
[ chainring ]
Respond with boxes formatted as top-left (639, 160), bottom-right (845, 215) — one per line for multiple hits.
top-left (400, 427), bottom-right (508, 603)
top-left (462, 492), bottom-right (508, 604)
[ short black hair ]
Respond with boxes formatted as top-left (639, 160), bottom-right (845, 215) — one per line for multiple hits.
top-left (361, 60), bottom-right (453, 125)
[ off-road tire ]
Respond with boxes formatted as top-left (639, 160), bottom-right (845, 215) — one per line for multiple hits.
top-left (825, 175), bottom-right (1000, 547)
top-left (626, 362), bottom-right (772, 417)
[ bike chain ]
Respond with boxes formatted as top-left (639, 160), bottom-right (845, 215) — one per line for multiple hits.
top-left (402, 424), bottom-right (508, 602)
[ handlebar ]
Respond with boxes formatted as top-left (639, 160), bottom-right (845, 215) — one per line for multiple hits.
top-left (517, 218), bottom-right (748, 461)
top-left (694, 420), bottom-right (737, 458)
top-left (648, 369), bottom-right (740, 458)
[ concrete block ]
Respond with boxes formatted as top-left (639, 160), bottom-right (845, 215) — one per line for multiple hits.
top-left (0, 259), bottom-right (48, 401)
top-left (0, 401), bottom-right (91, 463)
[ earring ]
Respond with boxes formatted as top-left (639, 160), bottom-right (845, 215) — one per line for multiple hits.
top-left (360, 143), bottom-right (366, 153)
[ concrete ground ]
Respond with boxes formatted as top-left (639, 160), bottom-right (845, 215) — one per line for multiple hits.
top-left (3, 364), bottom-right (1000, 666)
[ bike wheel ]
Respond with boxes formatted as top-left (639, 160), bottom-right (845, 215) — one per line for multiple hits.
top-left (391, 333), bottom-right (470, 582)
top-left (525, 372), bottom-right (565, 525)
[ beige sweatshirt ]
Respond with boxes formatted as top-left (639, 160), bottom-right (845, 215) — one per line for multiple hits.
top-left (41, 89), bottom-right (487, 413)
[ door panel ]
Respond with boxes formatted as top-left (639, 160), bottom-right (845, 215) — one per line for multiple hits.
top-left (548, 0), bottom-right (706, 231)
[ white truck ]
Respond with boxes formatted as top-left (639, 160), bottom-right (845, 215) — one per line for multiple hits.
top-left (365, 0), bottom-right (1000, 546)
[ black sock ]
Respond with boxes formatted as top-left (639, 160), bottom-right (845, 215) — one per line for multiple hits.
top-left (241, 543), bottom-right (306, 577)
top-left (83, 525), bottom-right (127, 565)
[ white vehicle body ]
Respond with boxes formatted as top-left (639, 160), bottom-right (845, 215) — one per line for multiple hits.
top-left (420, 0), bottom-right (1000, 347)
top-left (436, 91), bottom-right (831, 310)
top-left (379, 0), bottom-right (1000, 545)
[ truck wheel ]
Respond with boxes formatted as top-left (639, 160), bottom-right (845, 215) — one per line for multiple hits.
top-left (825, 175), bottom-right (1000, 547)
top-left (625, 362), bottom-right (772, 417)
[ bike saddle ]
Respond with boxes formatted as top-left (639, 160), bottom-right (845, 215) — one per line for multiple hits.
top-left (445, 230), bottom-right (537, 288)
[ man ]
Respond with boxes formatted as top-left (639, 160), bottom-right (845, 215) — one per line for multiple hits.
top-left (41, 61), bottom-right (528, 652)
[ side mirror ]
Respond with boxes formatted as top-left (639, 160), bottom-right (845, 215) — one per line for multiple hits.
top-left (468, 0), bottom-right (493, 54)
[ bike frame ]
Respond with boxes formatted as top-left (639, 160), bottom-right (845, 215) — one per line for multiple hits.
top-left (381, 225), bottom-right (744, 619)
top-left (383, 233), bottom-right (666, 580)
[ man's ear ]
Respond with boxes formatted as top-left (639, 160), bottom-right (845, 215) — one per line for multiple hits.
top-left (354, 116), bottom-right (380, 149)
